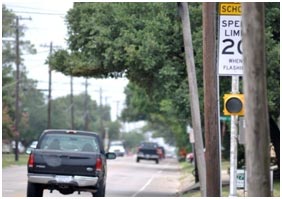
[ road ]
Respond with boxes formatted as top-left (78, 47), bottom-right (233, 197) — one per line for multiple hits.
top-left (2, 155), bottom-right (182, 197)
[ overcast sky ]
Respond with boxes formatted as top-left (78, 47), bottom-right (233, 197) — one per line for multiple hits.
top-left (3, 0), bottom-right (129, 121)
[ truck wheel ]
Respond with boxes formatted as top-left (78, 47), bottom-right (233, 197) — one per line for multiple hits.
top-left (155, 159), bottom-right (159, 164)
top-left (92, 184), bottom-right (105, 197)
top-left (27, 182), bottom-right (43, 197)
top-left (136, 158), bottom-right (140, 163)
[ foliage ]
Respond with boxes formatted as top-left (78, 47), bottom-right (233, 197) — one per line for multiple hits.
top-left (107, 121), bottom-right (122, 141)
top-left (121, 131), bottom-right (145, 151)
top-left (2, 5), bottom-right (38, 142)
top-left (2, 4), bottom-right (122, 147)
top-left (48, 2), bottom-right (279, 150)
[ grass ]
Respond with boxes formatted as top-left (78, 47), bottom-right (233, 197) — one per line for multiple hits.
top-left (180, 161), bottom-right (194, 174)
top-left (273, 179), bottom-right (280, 197)
top-left (184, 185), bottom-right (230, 197)
top-left (2, 153), bottom-right (29, 168)
top-left (180, 160), bottom-right (280, 197)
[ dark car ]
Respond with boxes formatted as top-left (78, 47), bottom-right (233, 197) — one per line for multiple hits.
top-left (136, 142), bottom-right (160, 164)
top-left (27, 129), bottom-right (116, 197)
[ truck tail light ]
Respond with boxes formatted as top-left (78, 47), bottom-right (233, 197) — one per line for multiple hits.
top-left (157, 148), bottom-right (161, 155)
top-left (95, 157), bottom-right (102, 172)
top-left (28, 153), bottom-right (35, 168)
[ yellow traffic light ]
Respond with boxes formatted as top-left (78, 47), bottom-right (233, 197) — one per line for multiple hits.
top-left (223, 93), bottom-right (244, 116)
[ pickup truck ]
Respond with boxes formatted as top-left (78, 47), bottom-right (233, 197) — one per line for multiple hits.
top-left (27, 129), bottom-right (116, 197)
top-left (136, 142), bottom-right (160, 164)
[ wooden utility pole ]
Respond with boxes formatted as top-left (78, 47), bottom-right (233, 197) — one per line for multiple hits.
top-left (47, 42), bottom-right (53, 129)
top-left (84, 78), bottom-right (89, 131)
top-left (202, 3), bottom-right (221, 196)
top-left (242, 3), bottom-right (271, 196)
top-left (14, 16), bottom-right (31, 161)
top-left (178, 2), bottom-right (206, 196)
top-left (41, 42), bottom-right (60, 129)
top-left (14, 16), bottom-right (20, 161)
top-left (70, 76), bottom-right (74, 129)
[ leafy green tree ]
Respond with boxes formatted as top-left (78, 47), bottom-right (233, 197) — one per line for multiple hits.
top-left (121, 131), bottom-right (145, 151)
top-left (48, 3), bottom-right (279, 150)
top-left (107, 121), bottom-right (122, 141)
top-left (2, 5), bottom-right (38, 142)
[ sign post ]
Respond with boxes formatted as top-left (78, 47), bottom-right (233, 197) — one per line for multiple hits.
top-left (218, 2), bottom-right (242, 197)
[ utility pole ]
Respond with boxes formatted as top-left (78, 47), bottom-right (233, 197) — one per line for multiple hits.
top-left (99, 87), bottom-right (103, 106)
top-left (70, 76), bottom-right (74, 129)
top-left (242, 3), bottom-right (271, 196)
top-left (14, 16), bottom-right (20, 161)
top-left (99, 87), bottom-right (105, 141)
top-left (84, 78), bottom-right (89, 131)
top-left (178, 2), bottom-right (206, 196)
top-left (116, 100), bottom-right (120, 120)
top-left (14, 16), bottom-right (31, 161)
top-left (40, 42), bottom-right (60, 129)
top-left (47, 42), bottom-right (53, 129)
top-left (203, 3), bottom-right (221, 196)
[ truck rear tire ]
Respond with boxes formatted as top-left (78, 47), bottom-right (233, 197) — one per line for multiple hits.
top-left (92, 183), bottom-right (105, 197)
top-left (27, 182), bottom-right (43, 197)
top-left (155, 159), bottom-right (159, 164)
top-left (136, 158), bottom-right (140, 163)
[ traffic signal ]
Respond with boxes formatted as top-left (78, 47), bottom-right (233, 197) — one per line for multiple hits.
top-left (223, 93), bottom-right (244, 116)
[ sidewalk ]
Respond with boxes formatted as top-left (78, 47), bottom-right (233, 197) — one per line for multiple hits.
top-left (180, 169), bottom-right (230, 195)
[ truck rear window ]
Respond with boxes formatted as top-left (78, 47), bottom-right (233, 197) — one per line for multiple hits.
top-left (39, 134), bottom-right (100, 153)
top-left (141, 142), bottom-right (158, 149)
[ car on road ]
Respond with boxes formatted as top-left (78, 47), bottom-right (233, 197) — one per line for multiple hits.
top-left (11, 140), bottom-right (26, 153)
top-left (186, 152), bottom-right (194, 163)
top-left (108, 140), bottom-right (126, 157)
top-left (25, 141), bottom-right (38, 154)
top-left (136, 142), bottom-right (160, 164)
top-left (27, 129), bottom-right (116, 197)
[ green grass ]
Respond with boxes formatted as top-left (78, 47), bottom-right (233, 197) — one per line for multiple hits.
top-left (180, 161), bottom-right (194, 174)
top-left (273, 179), bottom-right (280, 197)
top-left (2, 153), bottom-right (29, 168)
top-left (184, 185), bottom-right (230, 197)
top-left (180, 160), bottom-right (280, 197)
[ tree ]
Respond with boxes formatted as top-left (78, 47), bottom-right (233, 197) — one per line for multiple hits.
top-left (121, 131), bottom-right (145, 151)
top-left (2, 5), bottom-right (37, 142)
top-left (48, 2), bottom-right (279, 150)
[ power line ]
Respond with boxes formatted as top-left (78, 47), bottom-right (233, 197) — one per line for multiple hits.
top-left (3, 4), bottom-right (66, 14)
top-left (13, 11), bottom-right (65, 16)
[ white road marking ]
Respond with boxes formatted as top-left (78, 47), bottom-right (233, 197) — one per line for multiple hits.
top-left (132, 170), bottom-right (163, 197)
top-left (3, 190), bottom-right (15, 192)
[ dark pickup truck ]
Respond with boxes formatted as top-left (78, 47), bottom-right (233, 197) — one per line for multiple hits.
top-left (27, 129), bottom-right (116, 197)
top-left (136, 142), bottom-right (160, 164)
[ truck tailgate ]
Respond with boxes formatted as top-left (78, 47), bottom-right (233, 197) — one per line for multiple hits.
top-left (32, 150), bottom-right (99, 176)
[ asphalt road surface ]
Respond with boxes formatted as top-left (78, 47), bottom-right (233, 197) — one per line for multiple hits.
top-left (2, 155), bottom-right (182, 197)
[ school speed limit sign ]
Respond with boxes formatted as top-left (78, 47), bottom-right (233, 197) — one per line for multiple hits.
top-left (218, 3), bottom-right (243, 76)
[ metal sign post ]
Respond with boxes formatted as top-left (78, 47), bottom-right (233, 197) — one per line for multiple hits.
top-left (218, 2), bottom-right (242, 196)
top-left (229, 76), bottom-right (239, 196)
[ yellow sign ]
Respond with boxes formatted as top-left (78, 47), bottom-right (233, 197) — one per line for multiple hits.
top-left (219, 3), bottom-right (241, 15)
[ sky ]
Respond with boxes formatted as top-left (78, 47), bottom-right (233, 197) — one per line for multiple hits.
top-left (2, 0), bottom-right (129, 121)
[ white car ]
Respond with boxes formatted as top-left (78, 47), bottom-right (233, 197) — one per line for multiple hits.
top-left (11, 140), bottom-right (26, 153)
top-left (108, 141), bottom-right (125, 157)
top-left (26, 141), bottom-right (38, 154)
